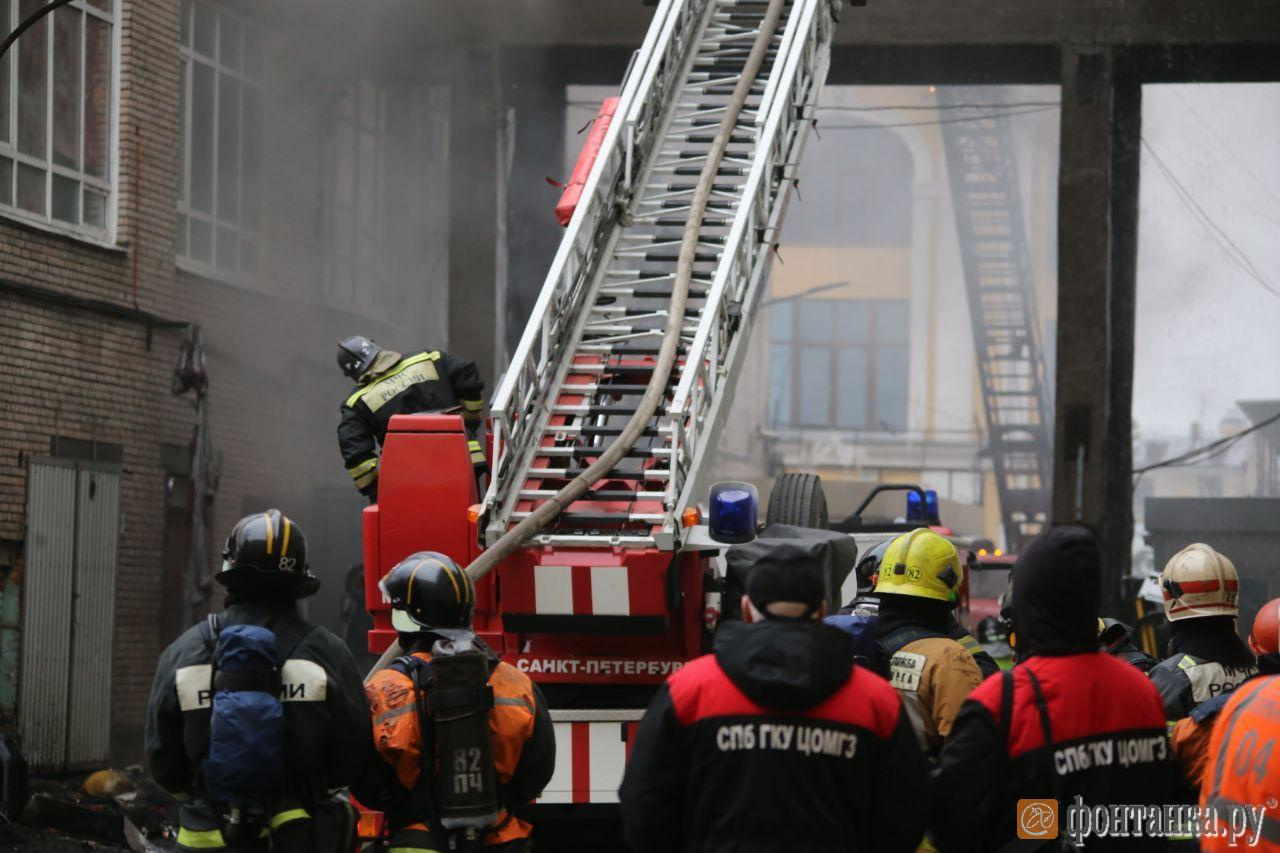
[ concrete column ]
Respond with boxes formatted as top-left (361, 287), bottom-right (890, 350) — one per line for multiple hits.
top-left (448, 46), bottom-right (501, 388)
top-left (1053, 47), bottom-right (1142, 614)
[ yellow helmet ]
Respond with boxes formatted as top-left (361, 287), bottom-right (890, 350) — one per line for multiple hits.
top-left (873, 528), bottom-right (963, 602)
top-left (1160, 543), bottom-right (1239, 622)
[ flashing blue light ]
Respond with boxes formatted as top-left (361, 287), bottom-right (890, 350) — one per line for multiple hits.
top-left (709, 481), bottom-right (758, 544)
top-left (906, 489), bottom-right (941, 523)
top-left (906, 490), bottom-right (924, 521)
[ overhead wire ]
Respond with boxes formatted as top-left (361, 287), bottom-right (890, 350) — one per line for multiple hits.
top-left (1140, 137), bottom-right (1280, 302)
top-left (815, 106), bottom-right (1057, 131)
top-left (1171, 88), bottom-right (1280, 214)
top-left (1132, 409), bottom-right (1280, 484)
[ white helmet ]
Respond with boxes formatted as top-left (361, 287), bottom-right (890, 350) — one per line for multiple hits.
top-left (1159, 543), bottom-right (1240, 622)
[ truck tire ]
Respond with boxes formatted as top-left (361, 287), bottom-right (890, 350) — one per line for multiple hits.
top-left (766, 472), bottom-right (829, 529)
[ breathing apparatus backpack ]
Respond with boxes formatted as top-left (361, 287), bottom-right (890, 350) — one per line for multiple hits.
top-left (199, 615), bottom-right (310, 841)
top-left (391, 637), bottom-right (501, 850)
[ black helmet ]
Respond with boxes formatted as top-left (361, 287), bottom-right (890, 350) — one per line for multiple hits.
top-left (977, 615), bottom-right (1008, 645)
top-left (337, 335), bottom-right (382, 381)
top-left (216, 509), bottom-right (319, 599)
top-left (854, 538), bottom-right (893, 594)
top-left (379, 551), bottom-right (474, 638)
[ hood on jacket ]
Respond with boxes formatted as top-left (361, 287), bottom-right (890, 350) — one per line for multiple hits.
top-left (873, 592), bottom-right (955, 641)
top-left (1011, 525), bottom-right (1100, 658)
top-left (1168, 615), bottom-right (1256, 669)
top-left (714, 619), bottom-right (854, 711)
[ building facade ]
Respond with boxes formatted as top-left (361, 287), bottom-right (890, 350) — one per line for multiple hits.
top-left (0, 0), bottom-right (483, 768)
top-left (706, 85), bottom-right (1061, 544)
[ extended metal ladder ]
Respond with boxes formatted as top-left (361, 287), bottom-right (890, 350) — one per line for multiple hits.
top-left (938, 88), bottom-right (1053, 550)
top-left (482, 0), bottom-right (837, 550)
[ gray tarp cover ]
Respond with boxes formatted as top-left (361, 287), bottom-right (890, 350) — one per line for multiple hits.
top-left (723, 524), bottom-right (857, 621)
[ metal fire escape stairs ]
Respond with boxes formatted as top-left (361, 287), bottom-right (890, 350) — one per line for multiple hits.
top-left (480, 0), bottom-right (838, 551)
top-left (938, 88), bottom-right (1053, 550)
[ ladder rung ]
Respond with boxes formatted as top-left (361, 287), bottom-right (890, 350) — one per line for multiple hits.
top-left (551, 404), bottom-right (670, 416)
top-left (536, 447), bottom-right (672, 459)
top-left (542, 425), bottom-right (667, 437)
top-left (558, 383), bottom-right (667, 395)
top-left (513, 511), bottom-right (666, 525)
top-left (528, 467), bottom-right (671, 481)
top-left (519, 489), bottom-right (667, 502)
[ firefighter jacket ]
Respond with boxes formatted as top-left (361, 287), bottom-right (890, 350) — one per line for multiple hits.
top-left (360, 646), bottom-right (555, 849)
top-left (1199, 674), bottom-right (1280, 852)
top-left (338, 349), bottom-right (485, 496)
top-left (1150, 622), bottom-right (1257, 724)
top-left (837, 594), bottom-right (1000, 680)
top-left (618, 619), bottom-right (930, 853)
top-left (144, 600), bottom-right (371, 852)
top-left (1149, 619), bottom-right (1256, 799)
top-left (871, 595), bottom-right (985, 755)
top-left (933, 526), bottom-right (1172, 853)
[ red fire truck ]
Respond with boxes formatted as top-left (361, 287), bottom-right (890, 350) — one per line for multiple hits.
top-left (362, 0), bottom-right (845, 831)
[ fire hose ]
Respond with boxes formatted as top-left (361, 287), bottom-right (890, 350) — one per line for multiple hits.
top-left (463, 0), bottom-right (787, 584)
top-left (368, 0), bottom-right (787, 680)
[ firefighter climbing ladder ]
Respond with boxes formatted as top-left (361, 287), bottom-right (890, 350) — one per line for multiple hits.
top-left (481, 0), bottom-right (837, 553)
top-left (938, 88), bottom-right (1053, 550)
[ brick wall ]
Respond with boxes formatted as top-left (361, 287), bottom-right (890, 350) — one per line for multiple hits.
top-left (0, 0), bottom-right (463, 766)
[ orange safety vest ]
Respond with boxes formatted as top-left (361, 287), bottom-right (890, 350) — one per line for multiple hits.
top-left (1200, 675), bottom-right (1280, 852)
top-left (365, 652), bottom-right (540, 848)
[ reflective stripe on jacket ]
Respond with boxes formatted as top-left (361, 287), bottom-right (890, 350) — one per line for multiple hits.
top-left (364, 651), bottom-right (554, 847)
top-left (337, 349), bottom-right (485, 495)
top-left (1200, 675), bottom-right (1280, 852)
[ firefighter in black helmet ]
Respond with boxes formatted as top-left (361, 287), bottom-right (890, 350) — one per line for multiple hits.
top-left (145, 510), bottom-right (372, 853)
top-left (358, 552), bottom-right (555, 852)
top-left (336, 335), bottom-right (486, 501)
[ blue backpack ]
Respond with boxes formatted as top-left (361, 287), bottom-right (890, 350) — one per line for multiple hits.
top-left (823, 613), bottom-right (880, 668)
top-left (200, 618), bottom-right (289, 809)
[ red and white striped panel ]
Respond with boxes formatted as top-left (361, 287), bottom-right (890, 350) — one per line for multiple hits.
top-left (539, 711), bottom-right (644, 804)
top-left (533, 564), bottom-right (663, 617)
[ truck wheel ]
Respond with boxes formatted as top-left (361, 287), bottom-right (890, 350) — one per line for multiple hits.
top-left (766, 473), bottom-right (829, 529)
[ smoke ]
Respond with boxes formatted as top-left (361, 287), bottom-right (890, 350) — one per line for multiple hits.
top-left (192, 3), bottom-right (602, 635)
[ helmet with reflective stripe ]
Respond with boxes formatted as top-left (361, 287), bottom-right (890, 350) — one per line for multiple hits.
top-left (379, 551), bottom-right (474, 639)
top-left (873, 528), bottom-right (963, 602)
top-left (217, 509), bottom-right (318, 599)
top-left (336, 335), bottom-right (382, 381)
top-left (1159, 542), bottom-right (1239, 622)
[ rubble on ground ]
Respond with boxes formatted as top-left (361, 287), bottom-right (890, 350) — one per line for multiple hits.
top-left (12, 767), bottom-right (175, 852)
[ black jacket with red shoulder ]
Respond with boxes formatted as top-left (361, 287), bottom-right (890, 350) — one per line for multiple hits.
top-left (933, 526), bottom-right (1172, 853)
top-left (933, 654), bottom-right (1171, 852)
top-left (619, 619), bottom-right (929, 853)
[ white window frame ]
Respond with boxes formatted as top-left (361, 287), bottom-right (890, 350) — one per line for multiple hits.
top-left (176, 0), bottom-right (263, 284)
top-left (0, 0), bottom-right (120, 245)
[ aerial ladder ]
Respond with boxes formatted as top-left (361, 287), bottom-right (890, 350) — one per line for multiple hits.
top-left (938, 88), bottom-right (1054, 551)
top-left (363, 0), bottom-right (839, 810)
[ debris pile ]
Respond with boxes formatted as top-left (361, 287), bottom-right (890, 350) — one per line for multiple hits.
top-left (12, 766), bottom-right (176, 853)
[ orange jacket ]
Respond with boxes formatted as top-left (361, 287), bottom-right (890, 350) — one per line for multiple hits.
top-left (1170, 714), bottom-right (1215, 791)
top-left (364, 650), bottom-right (555, 846)
top-left (1199, 675), bottom-right (1280, 852)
